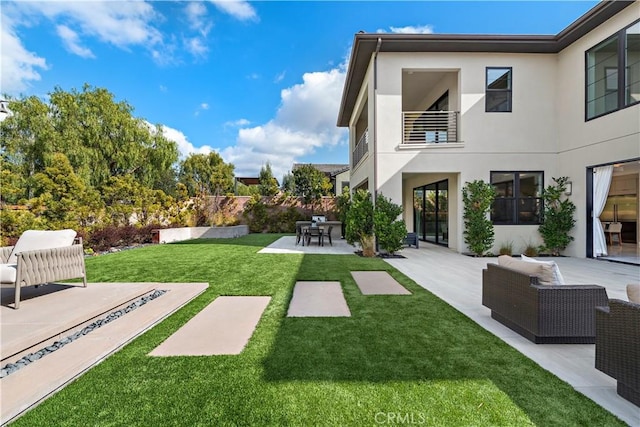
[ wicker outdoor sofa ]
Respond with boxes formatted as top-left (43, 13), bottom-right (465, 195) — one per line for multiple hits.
top-left (0, 230), bottom-right (87, 309)
top-left (595, 299), bottom-right (640, 406)
top-left (482, 262), bottom-right (609, 344)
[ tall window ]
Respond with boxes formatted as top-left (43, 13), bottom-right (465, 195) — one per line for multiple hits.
top-left (586, 19), bottom-right (640, 120)
top-left (491, 171), bottom-right (543, 225)
top-left (486, 67), bottom-right (512, 112)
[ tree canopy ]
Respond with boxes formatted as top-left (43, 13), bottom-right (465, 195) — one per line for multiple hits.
top-left (1, 85), bottom-right (178, 198)
top-left (292, 164), bottom-right (331, 207)
top-left (0, 85), bottom-right (190, 240)
top-left (178, 152), bottom-right (235, 197)
top-left (258, 162), bottom-right (279, 196)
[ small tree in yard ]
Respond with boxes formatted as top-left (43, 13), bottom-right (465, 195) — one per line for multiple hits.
top-left (292, 164), bottom-right (331, 215)
top-left (462, 180), bottom-right (496, 256)
top-left (335, 186), bottom-right (351, 238)
top-left (258, 162), bottom-right (279, 196)
top-left (374, 194), bottom-right (406, 255)
top-left (345, 189), bottom-right (375, 257)
top-left (539, 176), bottom-right (576, 256)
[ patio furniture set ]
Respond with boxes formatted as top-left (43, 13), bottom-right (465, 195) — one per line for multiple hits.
top-left (482, 255), bottom-right (639, 406)
top-left (295, 217), bottom-right (339, 247)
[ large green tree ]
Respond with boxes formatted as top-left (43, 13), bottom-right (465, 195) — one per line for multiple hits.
top-left (292, 164), bottom-right (331, 212)
top-left (0, 85), bottom-right (179, 195)
top-left (258, 162), bottom-right (279, 196)
top-left (29, 153), bottom-right (103, 229)
top-left (1, 96), bottom-right (57, 199)
top-left (178, 152), bottom-right (235, 197)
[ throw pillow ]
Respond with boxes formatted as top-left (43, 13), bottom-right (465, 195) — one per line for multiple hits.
top-left (497, 255), bottom-right (555, 285)
top-left (520, 254), bottom-right (566, 286)
top-left (8, 229), bottom-right (77, 264)
top-left (627, 284), bottom-right (640, 304)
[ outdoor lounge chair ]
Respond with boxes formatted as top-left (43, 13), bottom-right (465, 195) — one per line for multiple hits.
top-left (595, 298), bottom-right (640, 406)
top-left (482, 262), bottom-right (608, 343)
top-left (0, 229), bottom-right (87, 309)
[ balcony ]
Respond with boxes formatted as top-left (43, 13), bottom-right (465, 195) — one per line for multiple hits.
top-left (402, 111), bottom-right (459, 145)
top-left (352, 128), bottom-right (368, 168)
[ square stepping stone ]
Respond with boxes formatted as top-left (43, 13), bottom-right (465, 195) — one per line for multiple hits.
top-left (149, 296), bottom-right (270, 356)
top-left (287, 281), bottom-right (351, 317)
top-left (351, 271), bottom-right (411, 295)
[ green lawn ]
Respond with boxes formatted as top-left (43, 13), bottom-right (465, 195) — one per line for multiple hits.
top-left (13, 234), bottom-right (624, 426)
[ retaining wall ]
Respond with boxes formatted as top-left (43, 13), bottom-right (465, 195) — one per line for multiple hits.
top-left (156, 225), bottom-right (249, 244)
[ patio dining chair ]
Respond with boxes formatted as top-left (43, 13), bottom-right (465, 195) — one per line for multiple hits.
top-left (320, 226), bottom-right (333, 246)
top-left (295, 224), bottom-right (303, 245)
top-left (306, 225), bottom-right (323, 246)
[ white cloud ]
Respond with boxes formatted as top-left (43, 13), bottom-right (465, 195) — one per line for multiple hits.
top-left (224, 118), bottom-right (250, 128)
top-left (274, 70), bottom-right (286, 83)
top-left (185, 2), bottom-right (212, 36)
top-left (159, 124), bottom-right (213, 158)
top-left (56, 25), bottom-right (95, 58)
top-left (31, 1), bottom-right (163, 48)
top-left (221, 66), bottom-right (348, 180)
top-left (184, 36), bottom-right (208, 58)
top-left (378, 25), bottom-right (434, 34)
top-left (209, 0), bottom-right (258, 21)
top-left (0, 12), bottom-right (48, 94)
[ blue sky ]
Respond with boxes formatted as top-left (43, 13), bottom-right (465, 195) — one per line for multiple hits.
top-left (1, 0), bottom-right (598, 181)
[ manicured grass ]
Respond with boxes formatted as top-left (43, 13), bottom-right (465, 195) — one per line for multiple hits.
top-left (13, 235), bottom-right (624, 426)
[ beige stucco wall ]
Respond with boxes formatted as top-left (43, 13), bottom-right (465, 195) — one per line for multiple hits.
top-left (346, 3), bottom-right (639, 257)
top-left (349, 58), bottom-right (375, 193)
top-left (373, 52), bottom-right (560, 253)
top-left (556, 2), bottom-right (640, 257)
top-left (334, 169), bottom-right (350, 193)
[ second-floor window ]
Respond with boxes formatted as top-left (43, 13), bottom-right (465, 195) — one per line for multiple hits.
top-left (586, 19), bottom-right (640, 120)
top-left (491, 171), bottom-right (543, 225)
top-left (486, 67), bottom-right (512, 112)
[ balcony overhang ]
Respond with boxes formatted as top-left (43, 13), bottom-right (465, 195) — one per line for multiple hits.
top-left (336, 0), bottom-right (634, 127)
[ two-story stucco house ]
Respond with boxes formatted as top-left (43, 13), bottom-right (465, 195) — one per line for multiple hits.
top-left (337, 0), bottom-right (640, 260)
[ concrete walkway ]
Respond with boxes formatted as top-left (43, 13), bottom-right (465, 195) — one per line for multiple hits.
top-left (287, 281), bottom-right (351, 317)
top-left (150, 296), bottom-right (271, 356)
top-left (385, 244), bottom-right (640, 426)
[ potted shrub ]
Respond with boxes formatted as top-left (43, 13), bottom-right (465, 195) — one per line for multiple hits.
top-left (374, 193), bottom-right (406, 255)
top-left (462, 180), bottom-right (496, 256)
top-left (538, 177), bottom-right (576, 256)
top-left (345, 189), bottom-right (375, 257)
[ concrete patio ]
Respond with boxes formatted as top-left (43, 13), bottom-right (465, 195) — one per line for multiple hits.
top-left (385, 244), bottom-right (640, 426)
top-left (1, 281), bottom-right (208, 425)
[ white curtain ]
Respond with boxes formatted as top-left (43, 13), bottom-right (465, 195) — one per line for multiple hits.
top-left (593, 165), bottom-right (613, 257)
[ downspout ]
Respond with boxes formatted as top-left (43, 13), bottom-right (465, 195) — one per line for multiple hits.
top-left (373, 37), bottom-right (382, 206)
top-left (373, 37), bottom-right (382, 253)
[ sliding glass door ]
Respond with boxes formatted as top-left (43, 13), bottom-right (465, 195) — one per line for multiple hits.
top-left (413, 180), bottom-right (448, 245)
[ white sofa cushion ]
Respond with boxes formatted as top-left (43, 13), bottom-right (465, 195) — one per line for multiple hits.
top-left (8, 229), bottom-right (77, 264)
top-left (497, 255), bottom-right (555, 286)
top-left (628, 284), bottom-right (640, 304)
top-left (0, 264), bottom-right (17, 284)
top-left (520, 254), bottom-right (566, 286)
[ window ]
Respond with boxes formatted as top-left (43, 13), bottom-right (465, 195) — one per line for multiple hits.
top-left (486, 67), bottom-right (512, 112)
top-left (491, 171), bottom-right (543, 225)
top-left (586, 19), bottom-right (640, 120)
